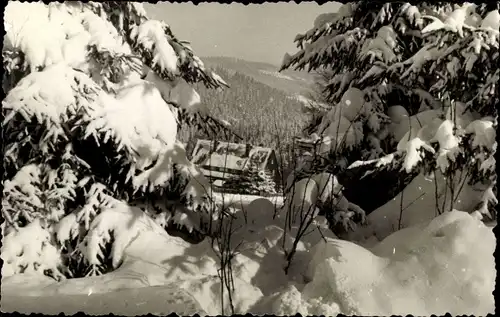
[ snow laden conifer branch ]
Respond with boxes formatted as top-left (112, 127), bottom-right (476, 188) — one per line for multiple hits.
top-left (281, 2), bottom-right (498, 222)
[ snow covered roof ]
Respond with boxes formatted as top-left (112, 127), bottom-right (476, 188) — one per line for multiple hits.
top-left (191, 140), bottom-right (279, 186)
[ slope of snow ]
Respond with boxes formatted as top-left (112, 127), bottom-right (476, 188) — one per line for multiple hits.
top-left (80, 203), bottom-right (164, 269)
top-left (252, 283), bottom-right (341, 315)
top-left (201, 56), bottom-right (314, 96)
top-left (1, 195), bottom-right (308, 315)
top-left (1, 196), bottom-right (495, 315)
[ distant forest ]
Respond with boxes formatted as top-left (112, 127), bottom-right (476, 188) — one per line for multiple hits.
top-left (180, 66), bottom-right (309, 163)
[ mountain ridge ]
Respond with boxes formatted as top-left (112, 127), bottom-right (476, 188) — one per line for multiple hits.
top-left (200, 56), bottom-right (315, 97)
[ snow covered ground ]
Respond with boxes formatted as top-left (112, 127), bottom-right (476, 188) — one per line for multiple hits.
top-left (1, 285), bottom-right (205, 315)
top-left (212, 192), bottom-right (284, 210)
top-left (1, 192), bottom-right (495, 315)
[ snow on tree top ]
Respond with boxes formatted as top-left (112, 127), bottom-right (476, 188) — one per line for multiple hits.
top-left (4, 2), bottom-right (131, 72)
top-left (421, 3), bottom-right (477, 37)
top-left (208, 70), bottom-right (228, 88)
top-left (130, 20), bottom-right (179, 74)
top-left (430, 120), bottom-right (460, 151)
top-left (4, 2), bottom-right (76, 71)
top-left (3, 1), bottom-right (226, 207)
top-left (3, 164), bottom-right (45, 214)
top-left (129, 2), bottom-right (149, 19)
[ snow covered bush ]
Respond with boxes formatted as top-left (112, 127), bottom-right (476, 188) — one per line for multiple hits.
top-left (2, 219), bottom-right (64, 280)
top-left (280, 2), bottom-right (498, 235)
top-left (2, 1), bottom-right (230, 279)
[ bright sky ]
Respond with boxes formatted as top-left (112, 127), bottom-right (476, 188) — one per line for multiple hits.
top-left (144, 2), bottom-right (340, 66)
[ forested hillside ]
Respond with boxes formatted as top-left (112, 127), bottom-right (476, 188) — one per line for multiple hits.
top-left (180, 66), bottom-right (309, 163)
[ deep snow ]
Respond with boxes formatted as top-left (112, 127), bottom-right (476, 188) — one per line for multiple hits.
top-left (1, 192), bottom-right (495, 316)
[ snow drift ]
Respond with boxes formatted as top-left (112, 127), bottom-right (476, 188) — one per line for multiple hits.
top-left (271, 210), bottom-right (495, 316)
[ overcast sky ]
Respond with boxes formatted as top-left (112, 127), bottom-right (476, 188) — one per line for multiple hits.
top-left (144, 2), bottom-right (340, 66)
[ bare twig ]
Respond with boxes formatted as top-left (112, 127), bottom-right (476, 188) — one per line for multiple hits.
top-left (398, 179), bottom-right (405, 230)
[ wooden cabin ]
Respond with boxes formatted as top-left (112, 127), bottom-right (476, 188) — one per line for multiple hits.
top-left (191, 139), bottom-right (281, 194)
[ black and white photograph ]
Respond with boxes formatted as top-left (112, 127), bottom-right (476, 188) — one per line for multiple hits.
top-left (1, 1), bottom-right (498, 315)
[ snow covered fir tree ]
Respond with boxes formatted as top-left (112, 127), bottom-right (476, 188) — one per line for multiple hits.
top-left (280, 1), bottom-right (498, 238)
top-left (223, 167), bottom-right (279, 195)
top-left (2, 1), bottom-right (230, 279)
top-left (1, 1), bottom-right (497, 316)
